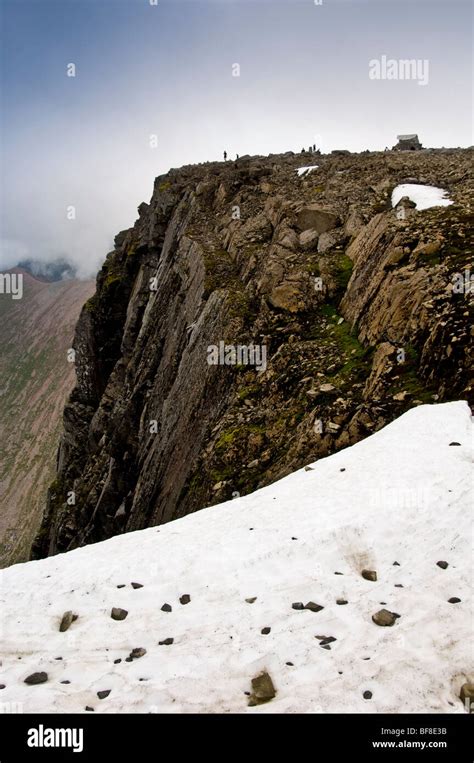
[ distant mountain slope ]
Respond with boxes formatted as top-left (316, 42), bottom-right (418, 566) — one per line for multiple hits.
top-left (0, 271), bottom-right (94, 567)
top-left (0, 402), bottom-right (471, 713)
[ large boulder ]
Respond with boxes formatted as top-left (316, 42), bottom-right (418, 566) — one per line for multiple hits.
top-left (269, 281), bottom-right (307, 313)
top-left (296, 205), bottom-right (339, 234)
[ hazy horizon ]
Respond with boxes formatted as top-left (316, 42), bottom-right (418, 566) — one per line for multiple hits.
top-left (1, 0), bottom-right (472, 278)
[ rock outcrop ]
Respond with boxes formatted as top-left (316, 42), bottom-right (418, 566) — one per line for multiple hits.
top-left (32, 148), bottom-right (473, 558)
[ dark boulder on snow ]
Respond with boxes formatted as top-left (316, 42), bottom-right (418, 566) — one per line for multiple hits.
top-left (111, 607), bottom-right (128, 621)
top-left (24, 672), bottom-right (48, 685)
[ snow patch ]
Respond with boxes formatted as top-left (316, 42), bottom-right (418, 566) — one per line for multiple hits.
top-left (297, 166), bottom-right (319, 177)
top-left (0, 402), bottom-right (472, 714)
top-left (391, 183), bottom-right (453, 210)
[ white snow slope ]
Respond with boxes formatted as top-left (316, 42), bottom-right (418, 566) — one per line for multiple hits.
top-left (0, 402), bottom-right (472, 714)
top-left (391, 183), bottom-right (453, 210)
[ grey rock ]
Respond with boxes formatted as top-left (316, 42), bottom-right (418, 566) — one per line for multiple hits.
top-left (111, 607), bottom-right (128, 621)
top-left (248, 671), bottom-right (276, 706)
top-left (179, 594), bottom-right (191, 605)
top-left (372, 609), bottom-right (398, 627)
top-left (159, 638), bottom-right (174, 646)
top-left (296, 205), bottom-right (339, 234)
top-left (261, 627), bottom-right (271, 635)
top-left (161, 603), bottom-right (172, 612)
top-left (129, 648), bottom-right (146, 659)
top-left (24, 672), bottom-right (48, 685)
top-left (319, 636), bottom-right (336, 646)
top-left (437, 561), bottom-right (448, 569)
top-left (448, 597), bottom-right (461, 603)
top-left (97, 690), bottom-right (111, 699)
top-left (362, 569), bottom-right (377, 582)
top-left (292, 602), bottom-right (305, 610)
top-left (298, 229), bottom-right (319, 251)
top-left (304, 601), bottom-right (324, 613)
top-left (59, 611), bottom-right (78, 632)
top-left (131, 582), bottom-right (143, 589)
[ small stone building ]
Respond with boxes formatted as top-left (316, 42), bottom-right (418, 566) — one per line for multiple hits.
top-left (393, 134), bottom-right (422, 151)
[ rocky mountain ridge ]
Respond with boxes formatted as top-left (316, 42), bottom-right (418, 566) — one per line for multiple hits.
top-left (32, 147), bottom-right (473, 559)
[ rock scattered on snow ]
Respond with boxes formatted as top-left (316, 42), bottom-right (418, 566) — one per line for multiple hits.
top-left (261, 627), bottom-right (271, 635)
top-left (292, 602), bottom-right (304, 610)
top-left (372, 609), bottom-right (398, 627)
top-left (131, 582), bottom-right (143, 589)
top-left (448, 597), bottom-right (461, 604)
top-left (110, 607), bottom-right (128, 621)
top-left (319, 636), bottom-right (336, 646)
top-left (159, 638), bottom-right (174, 646)
top-left (336, 599), bottom-right (348, 605)
top-left (161, 603), bottom-right (172, 612)
top-left (129, 648), bottom-right (146, 660)
top-left (437, 561), bottom-right (449, 569)
top-left (362, 569), bottom-right (377, 582)
top-left (24, 672), bottom-right (48, 685)
top-left (363, 691), bottom-right (373, 700)
top-left (59, 611), bottom-right (78, 632)
top-left (180, 594), bottom-right (191, 605)
top-left (245, 597), bottom-right (257, 604)
top-left (97, 690), bottom-right (111, 699)
top-left (304, 601), bottom-right (324, 612)
top-left (248, 671), bottom-right (276, 706)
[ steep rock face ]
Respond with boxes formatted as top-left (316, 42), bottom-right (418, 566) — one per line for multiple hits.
top-left (32, 148), bottom-right (473, 558)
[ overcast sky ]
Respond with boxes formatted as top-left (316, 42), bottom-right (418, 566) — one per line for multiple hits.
top-left (0, 0), bottom-right (472, 278)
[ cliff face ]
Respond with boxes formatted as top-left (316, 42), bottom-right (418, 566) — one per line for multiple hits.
top-left (32, 148), bottom-right (473, 559)
top-left (0, 272), bottom-right (94, 567)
